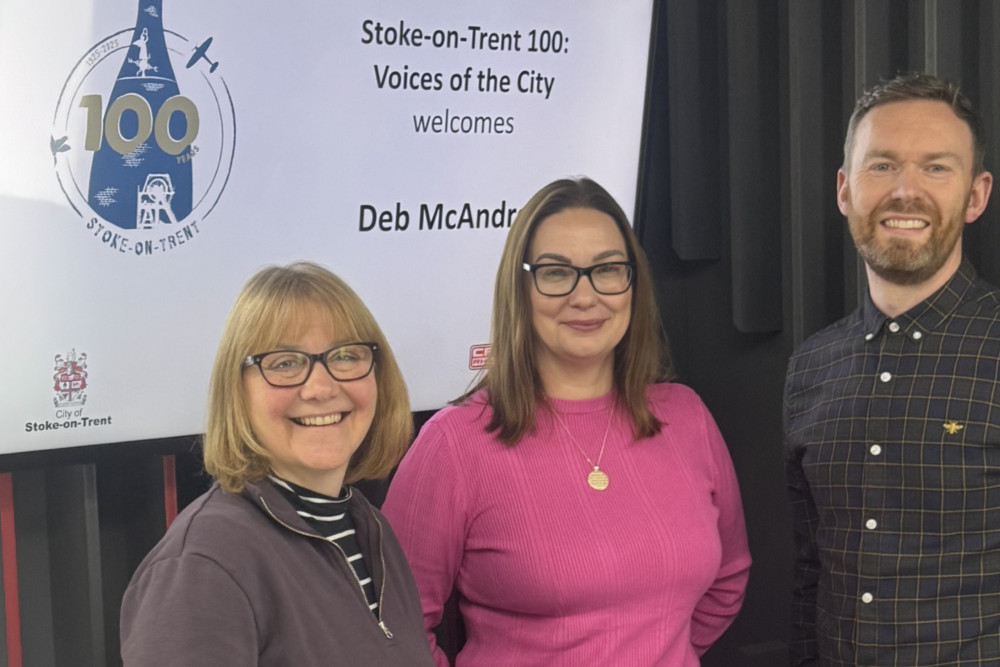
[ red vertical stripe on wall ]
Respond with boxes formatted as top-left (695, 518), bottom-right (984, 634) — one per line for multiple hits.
top-left (0, 473), bottom-right (22, 667)
top-left (162, 455), bottom-right (178, 528)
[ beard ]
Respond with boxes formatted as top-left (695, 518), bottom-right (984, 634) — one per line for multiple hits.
top-left (847, 195), bottom-right (967, 286)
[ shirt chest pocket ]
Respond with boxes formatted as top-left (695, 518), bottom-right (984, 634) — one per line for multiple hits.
top-left (908, 424), bottom-right (1000, 498)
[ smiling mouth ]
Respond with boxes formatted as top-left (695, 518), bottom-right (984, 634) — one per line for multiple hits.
top-left (565, 319), bottom-right (604, 329)
top-left (882, 218), bottom-right (929, 230)
top-left (292, 413), bottom-right (344, 427)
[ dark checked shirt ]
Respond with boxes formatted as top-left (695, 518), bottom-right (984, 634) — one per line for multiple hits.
top-left (785, 259), bottom-right (1000, 666)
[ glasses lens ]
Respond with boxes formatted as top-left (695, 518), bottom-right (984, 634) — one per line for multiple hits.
top-left (591, 263), bottom-right (633, 294)
top-left (259, 351), bottom-right (311, 386)
top-left (325, 344), bottom-right (375, 380)
top-left (534, 265), bottom-right (578, 296)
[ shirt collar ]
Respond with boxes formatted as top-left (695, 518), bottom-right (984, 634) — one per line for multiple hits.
top-left (860, 257), bottom-right (979, 340)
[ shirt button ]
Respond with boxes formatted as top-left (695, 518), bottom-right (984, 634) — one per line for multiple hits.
top-left (879, 372), bottom-right (892, 382)
top-left (912, 331), bottom-right (923, 340)
top-left (865, 518), bottom-right (878, 530)
top-left (861, 592), bottom-right (874, 604)
top-left (888, 321), bottom-right (900, 332)
top-left (865, 333), bottom-right (875, 341)
top-left (870, 444), bottom-right (882, 456)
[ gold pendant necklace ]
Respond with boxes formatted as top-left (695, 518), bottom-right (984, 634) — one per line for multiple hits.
top-left (587, 468), bottom-right (610, 491)
top-left (552, 406), bottom-right (615, 491)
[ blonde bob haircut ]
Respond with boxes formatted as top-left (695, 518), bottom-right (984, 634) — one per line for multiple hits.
top-left (203, 262), bottom-right (413, 493)
top-left (465, 177), bottom-right (674, 444)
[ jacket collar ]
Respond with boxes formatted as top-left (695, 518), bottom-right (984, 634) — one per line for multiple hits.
top-left (241, 477), bottom-right (324, 537)
top-left (240, 477), bottom-right (380, 548)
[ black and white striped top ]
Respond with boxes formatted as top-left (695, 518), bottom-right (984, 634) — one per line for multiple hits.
top-left (268, 475), bottom-right (379, 616)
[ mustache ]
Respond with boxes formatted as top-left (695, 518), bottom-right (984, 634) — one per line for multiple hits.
top-left (871, 198), bottom-right (936, 219)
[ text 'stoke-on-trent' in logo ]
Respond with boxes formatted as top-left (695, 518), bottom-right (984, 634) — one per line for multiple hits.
top-left (51, 0), bottom-right (236, 255)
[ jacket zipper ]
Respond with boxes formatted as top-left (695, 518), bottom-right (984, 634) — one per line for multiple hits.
top-left (258, 496), bottom-right (393, 639)
top-left (374, 508), bottom-right (392, 638)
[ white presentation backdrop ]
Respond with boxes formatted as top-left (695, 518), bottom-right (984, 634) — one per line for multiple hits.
top-left (0, 0), bottom-right (654, 455)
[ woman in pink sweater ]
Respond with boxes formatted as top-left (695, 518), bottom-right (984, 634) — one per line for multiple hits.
top-left (382, 178), bottom-right (751, 666)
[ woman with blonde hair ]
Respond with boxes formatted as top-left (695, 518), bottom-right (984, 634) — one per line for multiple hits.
top-left (121, 262), bottom-right (434, 666)
top-left (383, 178), bottom-right (751, 665)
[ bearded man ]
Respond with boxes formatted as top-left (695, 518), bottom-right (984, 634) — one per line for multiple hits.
top-left (785, 72), bottom-right (999, 666)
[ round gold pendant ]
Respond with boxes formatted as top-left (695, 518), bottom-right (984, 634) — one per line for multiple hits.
top-left (587, 468), bottom-right (609, 491)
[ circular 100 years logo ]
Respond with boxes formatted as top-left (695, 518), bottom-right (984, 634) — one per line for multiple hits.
top-left (52, 7), bottom-right (235, 256)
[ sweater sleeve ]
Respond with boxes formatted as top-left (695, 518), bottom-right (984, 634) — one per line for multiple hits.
top-left (690, 399), bottom-right (752, 655)
top-left (120, 554), bottom-right (258, 666)
top-left (383, 417), bottom-right (469, 667)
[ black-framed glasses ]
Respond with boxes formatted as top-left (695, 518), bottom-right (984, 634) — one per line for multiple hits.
top-left (522, 261), bottom-right (635, 297)
top-left (243, 342), bottom-right (378, 387)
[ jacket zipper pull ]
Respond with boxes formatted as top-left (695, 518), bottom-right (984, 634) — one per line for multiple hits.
top-left (378, 619), bottom-right (393, 639)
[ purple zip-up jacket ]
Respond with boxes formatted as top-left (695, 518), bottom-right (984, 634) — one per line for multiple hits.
top-left (121, 479), bottom-right (434, 666)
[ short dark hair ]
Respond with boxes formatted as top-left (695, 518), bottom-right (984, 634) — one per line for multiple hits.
top-left (843, 72), bottom-right (986, 175)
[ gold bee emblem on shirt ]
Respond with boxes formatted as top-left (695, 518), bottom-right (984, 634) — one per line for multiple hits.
top-left (942, 420), bottom-right (964, 435)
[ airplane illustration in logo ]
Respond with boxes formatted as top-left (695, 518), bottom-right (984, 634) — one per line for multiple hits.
top-left (187, 37), bottom-right (219, 73)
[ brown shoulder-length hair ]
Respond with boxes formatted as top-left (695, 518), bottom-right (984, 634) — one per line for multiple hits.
top-left (463, 177), bottom-right (674, 444)
top-left (203, 262), bottom-right (412, 493)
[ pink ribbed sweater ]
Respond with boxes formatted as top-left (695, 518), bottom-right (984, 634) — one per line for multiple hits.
top-left (382, 383), bottom-right (750, 666)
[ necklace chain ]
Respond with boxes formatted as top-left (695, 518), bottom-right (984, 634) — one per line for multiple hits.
top-left (552, 406), bottom-right (614, 490)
